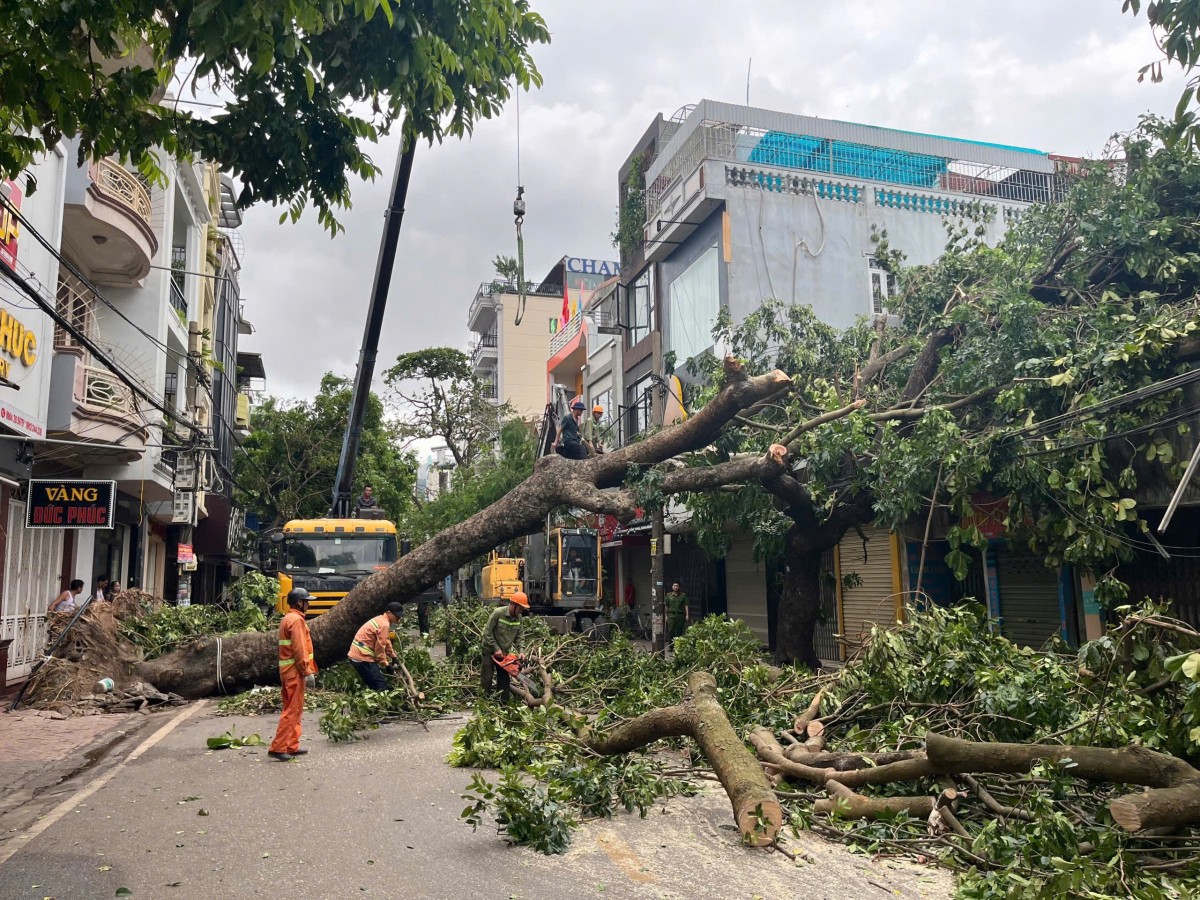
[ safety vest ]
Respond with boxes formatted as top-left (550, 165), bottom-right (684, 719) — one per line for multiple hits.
top-left (349, 614), bottom-right (391, 662)
top-left (277, 611), bottom-right (315, 675)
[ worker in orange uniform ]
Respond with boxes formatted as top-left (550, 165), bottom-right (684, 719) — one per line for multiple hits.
top-left (348, 602), bottom-right (405, 690)
top-left (268, 588), bottom-right (318, 761)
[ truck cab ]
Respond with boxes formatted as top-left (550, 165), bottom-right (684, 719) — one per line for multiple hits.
top-left (266, 516), bottom-right (398, 616)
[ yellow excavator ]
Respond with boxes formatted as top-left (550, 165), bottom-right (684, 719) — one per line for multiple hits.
top-left (480, 524), bottom-right (602, 622)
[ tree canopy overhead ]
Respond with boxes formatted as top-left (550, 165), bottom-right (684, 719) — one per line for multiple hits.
top-left (0, 0), bottom-right (549, 230)
top-left (680, 117), bottom-right (1200, 667)
top-left (236, 373), bottom-right (417, 526)
top-left (384, 347), bottom-right (511, 468)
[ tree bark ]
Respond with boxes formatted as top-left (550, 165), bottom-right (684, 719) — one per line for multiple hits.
top-left (137, 360), bottom-right (791, 698)
top-left (926, 732), bottom-right (1200, 832)
top-left (813, 780), bottom-right (935, 820)
top-left (775, 536), bottom-right (825, 670)
top-left (584, 673), bottom-right (783, 846)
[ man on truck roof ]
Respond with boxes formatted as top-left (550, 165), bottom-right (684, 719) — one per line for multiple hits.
top-left (355, 484), bottom-right (378, 510)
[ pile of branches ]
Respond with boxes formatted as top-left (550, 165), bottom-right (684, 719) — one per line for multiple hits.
top-left (446, 601), bottom-right (1200, 897)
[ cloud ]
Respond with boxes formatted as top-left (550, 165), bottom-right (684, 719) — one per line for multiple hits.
top-left (237, 0), bottom-right (1188, 400)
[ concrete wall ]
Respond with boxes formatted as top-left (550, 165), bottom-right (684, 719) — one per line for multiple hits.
top-left (719, 162), bottom-right (1014, 332)
top-left (496, 292), bottom-right (561, 421)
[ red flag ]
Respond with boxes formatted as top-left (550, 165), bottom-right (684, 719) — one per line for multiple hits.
top-left (561, 282), bottom-right (570, 326)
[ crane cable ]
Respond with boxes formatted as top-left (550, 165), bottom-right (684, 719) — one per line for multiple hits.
top-left (513, 82), bottom-right (528, 326)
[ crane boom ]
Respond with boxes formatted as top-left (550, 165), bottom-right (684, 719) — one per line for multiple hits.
top-left (330, 140), bottom-right (416, 518)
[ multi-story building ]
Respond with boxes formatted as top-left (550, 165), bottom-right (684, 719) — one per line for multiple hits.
top-left (467, 256), bottom-right (619, 422)
top-left (0, 138), bottom-right (259, 683)
top-left (611, 100), bottom-right (1066, 654)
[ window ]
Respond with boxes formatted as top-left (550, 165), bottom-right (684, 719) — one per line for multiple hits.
top-left (668, 245), bottom-right (719, 363)
top-left (868, 257), bottom-right (898, 316)
top-left (625, 374), bottom-right (654, 439)
top-left (626, 268), bottom-right (654, 345)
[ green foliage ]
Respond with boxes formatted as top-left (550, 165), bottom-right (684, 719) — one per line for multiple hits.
top-left (1125, 0), bottom-right (1200, 152)
top-left (0, 0), bottom-right (549, 232)
top-left (235, 372), bottom-right (417, 526)
top-left (384, 348), bottom-right (514, 468)
top-left (227, 573), bottom-right (279, 611)
top-left (206, 729), bottom-right (265, 750)
top-left (398, 420), bottom-right (536, 543)
top-left (613, 153), bottom-right (646, 264)
top-left (121, 600), bottom-right (275, 659)
top-left (461, 768), bottom-right (577, 855)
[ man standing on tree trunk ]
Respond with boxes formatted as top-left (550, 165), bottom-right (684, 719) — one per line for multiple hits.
top-left (666, 582), bottom-right (689, 641)
top-left (269, 589), bottom-right (318, 761)
top-left (480, 592), bottom-right (528, 699)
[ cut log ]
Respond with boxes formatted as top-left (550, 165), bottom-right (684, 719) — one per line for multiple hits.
top-left (926, 732), bottom-right (1200, 832)
top-left (1109, 783), bottom-right (1200, 832)
top-left (749, 726), bottom-right (835, 785)
top-left (793, 690), bottom-right (825, 735)
top-left (924, 732), bottom-right (1198, 788)
top-left (783, 746), bottom-right (921, 771)
top-left (814, 780), bottom-right (934, 820)
top-left (584, 673), bottom-right (783, 846)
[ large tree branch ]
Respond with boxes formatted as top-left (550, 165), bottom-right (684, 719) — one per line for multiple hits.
top-left (857, 343), bottom-right (913, 391)
top-left (900, 324), bottom-right (961, 402)
top-left (782, 400), bottom-right (866, 452)
top-left (869, 385), bottom-right (1003, 422)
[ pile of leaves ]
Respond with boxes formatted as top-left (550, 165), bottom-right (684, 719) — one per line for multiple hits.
top-left (444, 604), bottom-right (1200, 897)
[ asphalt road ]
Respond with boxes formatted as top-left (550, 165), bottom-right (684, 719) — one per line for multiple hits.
top-left (0, 705), bottom-right (953, 899)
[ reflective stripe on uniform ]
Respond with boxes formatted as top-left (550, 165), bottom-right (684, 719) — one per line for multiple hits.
top-left (351, 640), bottom-right (375, 657)
top-left (279, 639), bottom-right (293, 645)
top-left (279, 658), bottom-right (296, 668)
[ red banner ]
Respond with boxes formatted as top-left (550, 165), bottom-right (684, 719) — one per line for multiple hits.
top-left (961, 491), bottom-right (1009, 540)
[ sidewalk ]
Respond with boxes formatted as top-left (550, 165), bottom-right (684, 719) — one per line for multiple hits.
top-left (0, 708), bottom-right (147, 832)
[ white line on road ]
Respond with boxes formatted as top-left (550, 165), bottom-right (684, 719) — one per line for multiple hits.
top-left (0, 700), bottom-right (207, 868)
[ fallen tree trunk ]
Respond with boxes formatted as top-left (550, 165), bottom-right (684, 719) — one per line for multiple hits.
top-left (583, 672), bottom-right (783, 846)
top-left (137, 359), bottom-right (795, 698)
top-left (926, 732), bottom-right (1200, 832)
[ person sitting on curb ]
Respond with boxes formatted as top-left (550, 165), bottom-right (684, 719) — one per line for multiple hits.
top-left (348, 602), bottom-right (404, 690)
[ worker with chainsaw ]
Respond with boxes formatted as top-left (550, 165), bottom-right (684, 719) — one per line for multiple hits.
top-left (269, 588), bottom-right (318, 761)
top-left (347, 602), bottom-right (404, 690)
top-left (480, 591), bottom-right (529, 699)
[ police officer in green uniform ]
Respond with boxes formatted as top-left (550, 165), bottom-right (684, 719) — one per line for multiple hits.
top-left (666, 582), bottom-right (689, 640)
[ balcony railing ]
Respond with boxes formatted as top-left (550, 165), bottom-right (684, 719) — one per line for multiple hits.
top-left (169, 277), bottom-right (188, 319)
top-left (92, 158), bottom-right (153, 228)
top-left (81, 364), bottom-right (135, 415)
top-left (480, 381), bottom-right (498, 401)
top-left (469, 280), bottom-right (566, 329)
top-left (549, 315), bottom-right (583, 357)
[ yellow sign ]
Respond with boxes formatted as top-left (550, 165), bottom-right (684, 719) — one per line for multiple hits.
top-left (0, 309), bottom-right (37, 379)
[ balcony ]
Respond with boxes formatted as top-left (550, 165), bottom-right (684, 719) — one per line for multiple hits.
top-left (470, 331), bottom-right (498, 372)
top-left (547, 315), bottom-right (587, 386)
top-left (468, 280), bottom-right (565, 332)
top-left (169, 275), bottom-right (188, 321)
top-left (62, 157), bottom-right (158, 285)
top-left (480, 380), bottom-right (499, 402)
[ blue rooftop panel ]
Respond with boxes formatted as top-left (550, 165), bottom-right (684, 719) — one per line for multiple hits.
top-left (748, 131), bottom-right (949, 188)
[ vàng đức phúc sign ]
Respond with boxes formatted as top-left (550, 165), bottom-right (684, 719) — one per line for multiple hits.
top-left (26, 479), bottom-right (116, 528)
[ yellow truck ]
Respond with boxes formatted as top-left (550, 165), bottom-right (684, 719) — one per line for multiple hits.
top-left (266, 514), bottom-right (398, 616)
top-left (481, 526), bottom-right (602, 620)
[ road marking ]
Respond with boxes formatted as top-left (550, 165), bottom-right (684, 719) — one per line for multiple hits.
top-left (0, 700), bottom-right (207, 868)
top-left (595, 829), bottom-right (657, 884)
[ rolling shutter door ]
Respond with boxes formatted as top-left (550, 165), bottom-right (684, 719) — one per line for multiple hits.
top-left (725, 536), bottom-right (768, 644)
top-left (996, 553), bottom-right (1061, 649)
top-left (837, 526), bottom-right (898, 658)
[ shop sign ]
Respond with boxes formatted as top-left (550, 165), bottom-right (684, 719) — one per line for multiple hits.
top-left (177, 543), bottom-right (197, 572)
top-left (0, 180), bottom-right (21, 271)
top-left (961, 491), bottom-right (1009, 540)
top-left (26, 479), bottom-right (115, 528)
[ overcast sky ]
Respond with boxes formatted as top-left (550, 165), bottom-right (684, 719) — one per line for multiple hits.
top-left (236, 0), bottom-right (1188, 402)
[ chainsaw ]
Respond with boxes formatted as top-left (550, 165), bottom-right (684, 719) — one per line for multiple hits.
top-left (492, 651), bottom-right (538, 694)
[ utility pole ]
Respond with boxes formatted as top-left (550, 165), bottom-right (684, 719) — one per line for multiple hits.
top-left (651, 506), bottom-right (666, 654)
